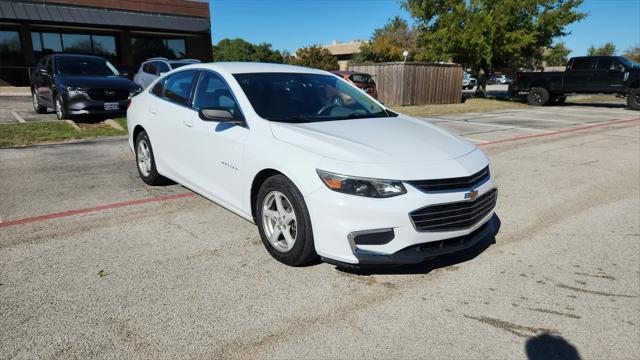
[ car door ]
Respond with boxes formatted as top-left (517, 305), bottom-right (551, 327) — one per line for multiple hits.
top-left (563, 57), bottom-right (595, 93)
top-left (150, 70), bottom-right (199, 183)
top-left (183, 70), bottom-right (249, 211)
top-left (594, 57), bottom-right (626, 92)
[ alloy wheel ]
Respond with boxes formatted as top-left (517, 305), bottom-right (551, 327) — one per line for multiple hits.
top-left (261, 191), bottom-right (298, 252)
top-left (137, 140), bottom-right (152, 177)
top-left (32, 93), bottom-right (39, 111)
top-left (55, 97), bottom-right (63, 119)
top-left (532, 91), bottom-right (543, 104)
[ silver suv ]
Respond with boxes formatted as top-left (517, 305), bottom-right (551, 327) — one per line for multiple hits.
top-left (133, 57), bottom-right (200, 89)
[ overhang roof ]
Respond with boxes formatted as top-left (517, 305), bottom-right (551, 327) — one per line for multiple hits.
top-left (0, 0), bottom-right (210, 33)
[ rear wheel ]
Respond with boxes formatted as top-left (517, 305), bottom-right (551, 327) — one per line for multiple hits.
top-left (135, 131), bottom-right (169, 185)
top-left (527, 87), bottom-right (550, 106)
top-left (256, 175), bottom-right (317, 266)
top-left (628, 88), bottom-right (640, 110)
top-left (32, 91), bottom-right (47, 114)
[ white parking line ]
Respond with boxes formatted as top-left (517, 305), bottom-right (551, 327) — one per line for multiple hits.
top-left (11, 111), bottom-right (26, 123)
top-left (494, 115), bottom-right (582, 125)
top-left (437, 119), bottom-right (552, 133)
top-left (511, 108), bottom-right (628, 119)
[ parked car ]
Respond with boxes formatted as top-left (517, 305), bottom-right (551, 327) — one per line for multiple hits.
top-left (31, 54), bottom-right (141, 120)
top-left (127, 63), bottom-right (498, 267)
top-left (487, 75), bottom-right (509, 85)
top-left (331, 70), bottom-right (378, 99)
top-left (133, 57), bottom-right (201, 89)
top-left (463, 72), bottom-right (477, 89)
top-left (509, 56), bottom-right (640, 109)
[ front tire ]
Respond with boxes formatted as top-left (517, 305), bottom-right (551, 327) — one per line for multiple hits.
top-left (54, 93), bottom-right (68, 120)
top-left (628, 88), bottom-right (640, 110)
top-left (527, 87), bottom-right (550, 106)
top-left (135, 131), bottom-right (169, 186)
top-left (256, 175), bottom-right (317, 266)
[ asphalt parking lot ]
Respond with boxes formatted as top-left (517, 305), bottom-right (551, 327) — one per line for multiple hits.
top-left (1, 102), bottom-right (639, 358)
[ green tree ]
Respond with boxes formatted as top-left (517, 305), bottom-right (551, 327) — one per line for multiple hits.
top-left (212, 38), bottom-right (283, 63)
top-left (544, 42), bottom-right (571, 66)
top-left (355, 16), bottom-right (418, 63)
top-left (587, 42), bottom-right (617, 56)
top-left (623, 44), bottom-right (640, 63)
top-left (294, 45), bottom-right (338, 70)
top-left (402, 0), bottom-right (586, 96)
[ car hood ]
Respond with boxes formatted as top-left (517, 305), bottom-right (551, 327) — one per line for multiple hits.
top-left (57, 75), bottom-right (137, 89)
top-left (270, 114), bottom-right (476, 164)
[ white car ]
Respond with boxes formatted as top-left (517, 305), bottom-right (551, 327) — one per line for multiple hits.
top-left (133, 57), bottom-right (200, 89)
top-left (127, 62), bottom-right (498, 267)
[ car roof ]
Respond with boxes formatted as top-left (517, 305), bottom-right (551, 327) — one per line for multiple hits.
top-left (177, 62), bottom-right (329, 75)
top-left (331, 70), bottom-right (368, 76)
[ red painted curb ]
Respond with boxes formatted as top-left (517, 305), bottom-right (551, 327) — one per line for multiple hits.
top-left (477, 117), bottom-right (640, 147)
top-left (0, 192), bottom-right (195, 228)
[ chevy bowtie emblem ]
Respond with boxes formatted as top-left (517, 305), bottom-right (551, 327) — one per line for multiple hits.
top-left (105, 90), bottom-right (115, 96)
top-left (465, 190), bottom-right (479, 201)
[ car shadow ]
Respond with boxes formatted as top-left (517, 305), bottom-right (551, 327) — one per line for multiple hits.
top-left (333, 214), bottom-right (501, 275)
top-left (525, 333), bottom-right (582, 360)
top-left (561, 102), bottom-right (629, 109)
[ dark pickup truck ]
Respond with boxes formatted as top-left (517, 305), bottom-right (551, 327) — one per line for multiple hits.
top-left (509, 56), bottom-right (640, 110)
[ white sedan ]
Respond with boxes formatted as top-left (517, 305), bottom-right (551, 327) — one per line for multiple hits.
top-left (127, 62), bottom-right (498, 267)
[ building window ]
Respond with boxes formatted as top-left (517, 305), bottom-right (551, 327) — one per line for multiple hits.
top-left (31, 32), bottom-right (117, 63)
top-left (0, 30), bottom-right (22, 65)
top-left (131, 37), bottom-right (186, 65)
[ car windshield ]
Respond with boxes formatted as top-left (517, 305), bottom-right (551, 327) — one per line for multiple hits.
top-left (233, 72), bottom-right (390, 123)
top-left (619, 57), bottom-right (640, 68)
top-left (56, 56), bottom-right (119, 76)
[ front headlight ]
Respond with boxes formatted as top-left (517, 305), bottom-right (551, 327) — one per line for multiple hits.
top-left (129, 86), bottom-right (142, 98)
top-left (66, 86), bottom-right (87, 93)
top-left (317, 169), bottom-right (406, 198)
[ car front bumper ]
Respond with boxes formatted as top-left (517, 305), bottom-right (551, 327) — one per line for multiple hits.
top-left (306, 166), bottom-right (498, 266)
top-left (63, 91), bottom-right (128, 116)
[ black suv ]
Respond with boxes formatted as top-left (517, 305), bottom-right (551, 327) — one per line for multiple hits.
top-left (509, 56), bottom-right (640, 109)
top-left (31, 54), bottom-right (142, 119)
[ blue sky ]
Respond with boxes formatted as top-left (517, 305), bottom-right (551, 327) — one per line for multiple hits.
top-left (210, 0), bottom-right (640, 57)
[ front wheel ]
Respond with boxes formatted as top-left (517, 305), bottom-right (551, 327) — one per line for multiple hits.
top-left (628, 88), bottom-right (640, 110)
top-left (256, 175), bottom-right (317, 266)
top-left (54, 93), bottom-right (68, 120)
top-left (527, 87), bottom-right (550, 106)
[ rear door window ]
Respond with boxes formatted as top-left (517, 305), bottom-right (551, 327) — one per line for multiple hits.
top-left (143, 62), bottom-right (157, 75)
top-left (570, 58), bottom-right (593, 71)
top-left (156, 61), bottom-right (171, 74)
top-left (163, 70), bottom-right (197, 106)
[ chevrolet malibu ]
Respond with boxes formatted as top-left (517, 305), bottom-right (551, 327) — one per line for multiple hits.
top-left (127, 63), bottom-right (498, 267)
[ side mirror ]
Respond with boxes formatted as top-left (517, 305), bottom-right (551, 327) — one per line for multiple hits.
top-left (198, 107), bottom-right (244, 125)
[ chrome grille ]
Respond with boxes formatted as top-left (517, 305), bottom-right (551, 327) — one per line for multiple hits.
top-left (87, 89), bottom-right (130, 102)
top-left (407, 166), bottom-right (490, 192)
top-left (410, 189), bottom-right (497, 232)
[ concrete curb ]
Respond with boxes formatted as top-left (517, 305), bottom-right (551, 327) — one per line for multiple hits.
top-left (64, 119), bottom-right (82, 132)
top-left (104, 119), bottom-right (125, 131)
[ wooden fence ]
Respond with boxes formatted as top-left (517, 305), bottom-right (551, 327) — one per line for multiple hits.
top-left (349, 62), bottom-right (463, 106)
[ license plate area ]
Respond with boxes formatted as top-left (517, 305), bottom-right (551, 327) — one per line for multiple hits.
top-left (104, 102), bottom-right (119, 111)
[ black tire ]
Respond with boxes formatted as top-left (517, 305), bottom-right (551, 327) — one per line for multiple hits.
top-left (134, 131), bottom-right (169, 186)
top-left (628, 88), bottom-right (640, 110)
top-left (527, 87), bottom-right (550, 106)
top-left (54, 93), bottom-right (68, 120)
top-left (32, 90), bottom-right (47, 114)
top-left (256, 175), bottom-right (317, 266)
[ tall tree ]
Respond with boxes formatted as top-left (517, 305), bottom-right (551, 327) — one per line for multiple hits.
top-left (623, 44), bottom-right (640, 63)
top-left (403, 0), bottom-right (586, 96)
top-left (213, 38), bottom-right (283, 63)
top-left (544, 42), bottom-right (571, 66)
top-left (294, 45), bottom-right (338, 70)
top-left (355, 16), bottom-right (418, 63)
top-left (587, 42), bottom-right (617, 56)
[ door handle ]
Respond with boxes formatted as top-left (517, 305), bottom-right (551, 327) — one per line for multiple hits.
top-left (149, 108), bottom-right (157, 115)
top-left (183, 118), bottom-right (193, 127)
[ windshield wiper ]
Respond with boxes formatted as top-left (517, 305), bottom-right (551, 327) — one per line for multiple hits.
top-left (270, 115), bottom-right (316, 123)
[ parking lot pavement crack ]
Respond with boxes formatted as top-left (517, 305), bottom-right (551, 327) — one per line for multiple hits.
top-left (526, 307), bottom-right (582, 319)
top-left (463, 315), bottom-right (560, 338)
top-left (556, 283), bottom-right (638, 298)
